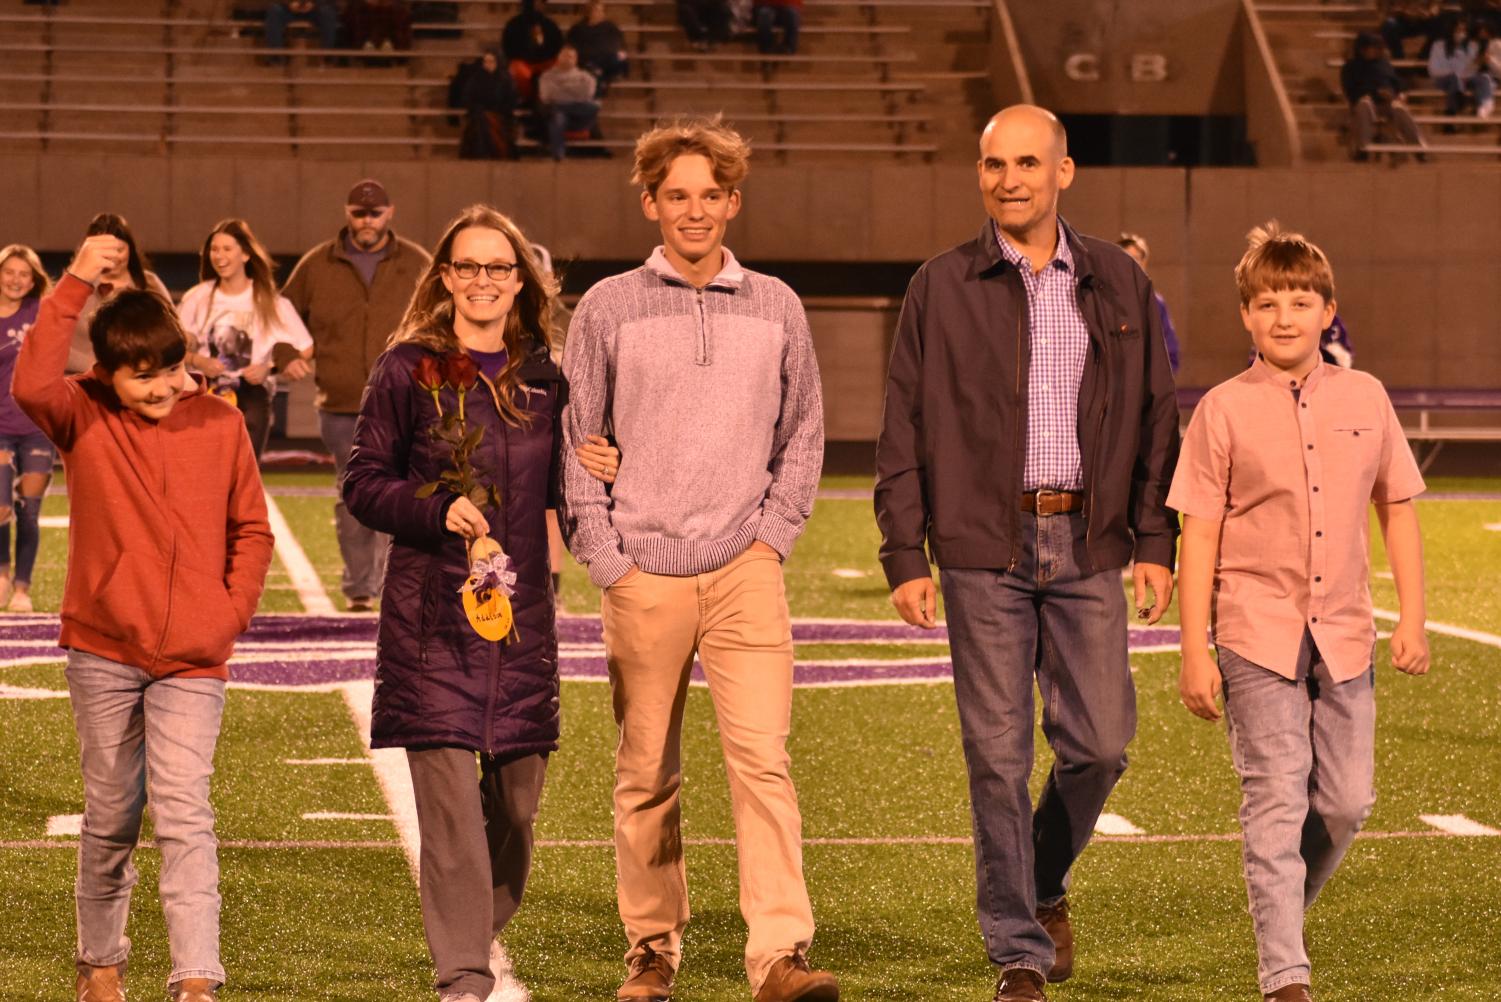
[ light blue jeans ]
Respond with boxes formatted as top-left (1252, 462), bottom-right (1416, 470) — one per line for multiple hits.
top-left (940, 510), bottom-right (1135, 977)
top-left (65, 650), bottom-right (227, 988)
top-left (1218, 633), bottom-right (1376, 995)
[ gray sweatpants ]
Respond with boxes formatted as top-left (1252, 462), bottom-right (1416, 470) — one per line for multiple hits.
top-left (406, 747), bottom-right (548, 1000)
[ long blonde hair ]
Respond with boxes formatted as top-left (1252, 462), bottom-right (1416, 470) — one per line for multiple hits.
top-left (198, 218), bottom-right (281, 334)
top-left (0, 244), bottom-right (52, 300)
top-left (391, 204), bottom-right (560, 427)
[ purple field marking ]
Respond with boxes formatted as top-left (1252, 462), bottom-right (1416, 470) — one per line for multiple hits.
top-left (0, 614), bottom-right (1182, 688)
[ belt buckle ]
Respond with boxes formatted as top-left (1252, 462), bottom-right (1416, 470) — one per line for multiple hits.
top-left (1033, 488), bottom-right (1059, 516)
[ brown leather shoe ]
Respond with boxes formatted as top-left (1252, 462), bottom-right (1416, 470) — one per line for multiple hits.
top-left (617, 946), bottom-right (675, 1001)
top-left (992, 967), bottom-right (1047, 1002)
top-left (75, 966), bottom-right (125, 1002)
top-left (753, 953), bottom-right (839, 1002)
top-left (170, 979), bottom-right (218, 1002)
top-left (1036, 898), bottom-right (1074, 983)
top-left (1264, 984), bottom-right (1312, 1001)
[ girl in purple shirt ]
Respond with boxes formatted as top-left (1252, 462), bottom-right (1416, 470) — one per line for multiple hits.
top-left (0, 244), bottom-right (56, 612)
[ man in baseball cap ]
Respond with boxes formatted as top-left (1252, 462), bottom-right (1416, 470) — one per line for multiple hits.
top-left (282, 179), bottom-right (432, 612)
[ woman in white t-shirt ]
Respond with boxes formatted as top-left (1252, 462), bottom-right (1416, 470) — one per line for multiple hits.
top-left (178, 219), bottom-right (314, 459)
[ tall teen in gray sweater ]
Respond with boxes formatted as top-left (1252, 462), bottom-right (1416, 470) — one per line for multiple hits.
top-left (560, 119), bottom-right (838, 1002)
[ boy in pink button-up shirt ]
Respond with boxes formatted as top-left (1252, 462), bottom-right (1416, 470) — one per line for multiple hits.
top-left (1168, 223), bottom-right (1428, 1002)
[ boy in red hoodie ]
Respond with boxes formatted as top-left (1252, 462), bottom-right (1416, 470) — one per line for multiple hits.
top-left (15, 235), bottom-right (273, 1002)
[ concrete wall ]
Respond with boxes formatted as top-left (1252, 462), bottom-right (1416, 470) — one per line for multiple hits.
top-left (3, 156), bottom-right (1497, 440)
top-left (1004, 0), bottom-right (1243, 116)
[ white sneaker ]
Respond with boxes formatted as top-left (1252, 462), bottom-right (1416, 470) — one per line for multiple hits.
top-left (487, 941), bottom-right (530, 1002)
top-left (6, 589), bottom-right (32, 613)
top-left (1480, 97), bottom-right (1496, 118)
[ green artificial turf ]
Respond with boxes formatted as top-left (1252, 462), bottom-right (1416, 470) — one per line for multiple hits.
top-left (3, 472), bottom-right (1499, 998)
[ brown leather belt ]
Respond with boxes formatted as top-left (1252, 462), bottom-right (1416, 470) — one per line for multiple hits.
top-left (1020, 490), bottom-right (1084, 516)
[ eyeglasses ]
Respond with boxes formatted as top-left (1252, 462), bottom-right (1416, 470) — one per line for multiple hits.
top-left (348, 208), bottom-right (386, 220)
top-left (448, 260), bottom-right (518, 281)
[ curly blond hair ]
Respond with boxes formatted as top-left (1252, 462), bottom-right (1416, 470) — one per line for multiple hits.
top-left (631, 116), bottom-right (751, 196)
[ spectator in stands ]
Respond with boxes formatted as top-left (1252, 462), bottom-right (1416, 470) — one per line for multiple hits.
top-left (459, 49), bottom-right (518, 159)
top-left (264, 1), bottom-right (340, 54)
top-left (346, 0), bottom-right (414, 52)
top-left (503, 0), bottom-right (565, 101)
top-left (754, 0), bottom-right (801, 54)
top-left (678, 0), bottom-right (732, 51)
top-left (1477, 14), bottom-right (1501, 79)
top-left (567, 1), bottom-right (629, 94)
top-left (0, 244), bottom-right (53, 613)
top-left (1428, 14), bottom-right (1494, 117)
top-left (1382, 0), bottom-right (1441, 58)
top-left (178, 220), bottom-right (314, 461)
top-left (539, 46), bottom-right (601, 161)
top-left (282, 179), bottom-right (433, 613)
top-left (1342, 30), bottom-right (1426, 159)
top-left (1116, 233), bottom-right (1181, 374)
top-left (69, 213), bottom-right (172, 375)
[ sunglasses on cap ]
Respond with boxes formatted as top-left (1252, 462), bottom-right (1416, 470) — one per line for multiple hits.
top-left (348, 207), bottom-right (387, 220)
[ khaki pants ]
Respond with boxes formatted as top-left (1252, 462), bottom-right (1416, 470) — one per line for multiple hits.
top-left (602, 547), bottom-right (814, 992)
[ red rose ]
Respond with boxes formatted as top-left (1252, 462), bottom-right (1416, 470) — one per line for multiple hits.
top-left (412, 355), bottom-right (444, 392)
top-left (445, 352), bottom-right (480, 390)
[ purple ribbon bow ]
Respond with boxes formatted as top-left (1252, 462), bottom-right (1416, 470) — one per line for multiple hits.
top-left (460, 550), bottom-right (517, 599)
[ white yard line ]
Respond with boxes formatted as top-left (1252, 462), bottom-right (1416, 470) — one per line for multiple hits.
top-left (38, 516), bottom-right (68, 528)
top-left (284, 758), bottom-right (371, 766)
top-left (263, 490), bottom-right (336, 615)
top-left (340, 680), bottom-right (421, 879)
top-left (0, 682), bottom-right (68, 699)
top-left (7, 827), bottom-right (1493, 852)
top-left (1373, 608), bottom-right (1501, 649)
top-left (45, 814), bottom-right (82, 836)
top-left (1419, 814), bottom-right (1501, 836)
top-left (1094, 813), bottom-right (1146, 836)
top-left (303, 811), bottom-right (396, 821)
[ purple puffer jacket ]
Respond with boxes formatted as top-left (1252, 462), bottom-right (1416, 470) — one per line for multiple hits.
top-left (344, 338), bottom-right (563, 756)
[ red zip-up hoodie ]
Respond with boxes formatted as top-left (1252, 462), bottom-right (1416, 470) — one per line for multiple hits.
top-left (15, 275), bottom-right (273, 679)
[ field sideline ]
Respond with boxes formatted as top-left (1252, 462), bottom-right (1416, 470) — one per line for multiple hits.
top-left (2, 472), bottom-right (1499, 1000)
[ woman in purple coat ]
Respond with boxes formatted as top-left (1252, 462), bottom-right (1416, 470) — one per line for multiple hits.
top-left (343, 204), bottom-right (614, 1002)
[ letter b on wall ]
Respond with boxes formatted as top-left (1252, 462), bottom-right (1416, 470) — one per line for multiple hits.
top-left (1130, 53), bottom-right (1169, 82)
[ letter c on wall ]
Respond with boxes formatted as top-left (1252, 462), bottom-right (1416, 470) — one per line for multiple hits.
top-left (1064, 53), bottom-right (1101, 82)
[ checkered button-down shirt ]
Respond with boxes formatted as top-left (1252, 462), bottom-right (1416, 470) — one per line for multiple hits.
top-left (994, 221), bottom-right (1089, 491)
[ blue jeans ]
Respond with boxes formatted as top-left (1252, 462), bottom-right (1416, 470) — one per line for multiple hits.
top-left (0, 429), bottom-right (53, 586)
top-left (1433, 71), bottom-right (1494, 115)
top-left (264, 1), bottom-right (340, 49)
top-left (754, 4), bottom-right (800, 53)
top-left (65, 650), bottom-right (227, 988)
top-left (940, 510), bottom-right (1135, 976)
top-left (1218, 634), bottom-right (1376, 995)
top-left (545, 101), bottom-right (599, 160)
top-left (321, 410), bottom-right (389, 601)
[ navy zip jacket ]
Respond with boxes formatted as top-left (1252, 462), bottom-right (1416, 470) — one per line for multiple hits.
top-left (344, 338), bottom-right (563, 755)
top-left (875, 218), bottom-right (1181, 589)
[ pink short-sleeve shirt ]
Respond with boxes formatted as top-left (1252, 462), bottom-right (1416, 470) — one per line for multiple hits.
top-left (1167, 359), bottom-right (1425, 681)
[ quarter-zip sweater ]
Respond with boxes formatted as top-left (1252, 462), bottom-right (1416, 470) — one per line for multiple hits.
top-left (561, 246), bottom-right (824, 588)
top-left (15, 275), bottom-right (273, 679)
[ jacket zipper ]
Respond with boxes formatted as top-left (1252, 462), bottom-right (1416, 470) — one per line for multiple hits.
top-left (151, 424), bottom-right (176, 666)
top-left (694, 288), bottom-right (709, 365)
top-left (482, 384), bottom-right (513, 755)
top-left (1008, 302), bottom-right (1023, 574)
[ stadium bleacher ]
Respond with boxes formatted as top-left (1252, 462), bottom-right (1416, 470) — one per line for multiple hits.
top-left (0, 0), bottom-right (997, 160)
